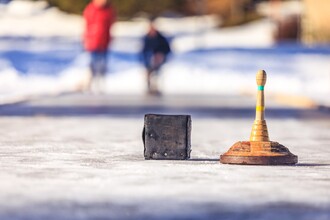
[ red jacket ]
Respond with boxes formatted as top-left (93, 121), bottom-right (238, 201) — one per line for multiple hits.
top-left (83, 3), bottom-right (116, 52)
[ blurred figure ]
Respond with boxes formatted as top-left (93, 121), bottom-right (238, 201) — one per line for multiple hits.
top-left (142, 19), bottom-right (171, 95)
top-left (83, 0), bottom-right (116, 93)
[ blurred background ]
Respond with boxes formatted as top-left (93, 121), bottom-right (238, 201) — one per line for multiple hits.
top-left (0, 0), bottom-right (329, 106)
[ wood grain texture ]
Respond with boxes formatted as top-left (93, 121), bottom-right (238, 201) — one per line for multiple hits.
top-left (220, 70), bottom-right (298, 165)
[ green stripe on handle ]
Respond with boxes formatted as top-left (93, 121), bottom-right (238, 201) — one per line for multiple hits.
top-left (258, 86), bottom-right (264, 91)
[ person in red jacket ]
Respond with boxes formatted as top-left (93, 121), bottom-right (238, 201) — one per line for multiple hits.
top-left (83, 0), bottom-right (116, 92)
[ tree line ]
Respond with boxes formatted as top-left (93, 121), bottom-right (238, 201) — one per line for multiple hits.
top-left (43, 0), bottom-right (188, 18)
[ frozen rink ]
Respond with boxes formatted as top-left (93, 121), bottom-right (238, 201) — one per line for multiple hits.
top-left (0, 1), bottom-right (329, 219)
top-left (0, 94), bottom-right (329, 220)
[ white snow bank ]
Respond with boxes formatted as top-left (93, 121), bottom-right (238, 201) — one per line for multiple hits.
top-left (257, 0), bottom-right (303, 17)
top-left (172, 19), bottom-right (276, 52)
top-left (0, 0), bottom-right (221, 39)
top-left (0, 0), bottom-right (83, 38)
top-left (156, 15), bottom-right (221, 36)
top-left (1, 51), bottom-right (330, 106)
top-left (112, 16), bottom-right (274, 53)
top-left (0, 54), bottom-right (90, 104)
top-left (0, 0), bottom-right (273, 52)
top-left (111, 18), bottom-right (275, 53)
top-left (111, 15), bottom-right (221, 38)
top-left (160, 54), bottom-right (330, 105)
top-left (4, 0), bottom-right (48, 16)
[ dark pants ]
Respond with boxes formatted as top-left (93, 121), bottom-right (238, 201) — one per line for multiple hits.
top-left (143, 53), bottom-right (166, 94)
top-left (90, 51), bottom-right (108, 77)
top-left (143, 52), bottom-right (165, 74)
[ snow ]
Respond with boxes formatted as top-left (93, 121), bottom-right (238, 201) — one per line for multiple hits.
top-left (0, 0), bottom-right (330, 107)
top-left (0, 0), bottom-right (271, 49)
top-left (0, 2), bottom-right (83, 38)
top-left (257, 0), bottom-right (304, 17)
top-left (112, 15), bottom-right (221, 38)
top-left (172, 19), bottom-right (276, 52)
top-left (4, 0), bottom-right (48, 16)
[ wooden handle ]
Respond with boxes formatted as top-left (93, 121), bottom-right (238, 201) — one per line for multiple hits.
top-left (255, 70), bottom-right (266, 120)
top-left (250, 70), bottom-right (270, 142)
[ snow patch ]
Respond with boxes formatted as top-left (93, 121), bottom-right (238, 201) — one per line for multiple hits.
top-left (0, 0), bottom-right (329, 107)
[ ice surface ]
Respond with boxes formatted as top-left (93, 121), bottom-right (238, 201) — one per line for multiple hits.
top-left (0, 1), bottom-right (329, 219)
top-left (0, 109), bottom-right (329, 219)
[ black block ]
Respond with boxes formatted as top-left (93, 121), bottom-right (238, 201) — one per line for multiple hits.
top-left (143, 114), bottom-right (192, 160)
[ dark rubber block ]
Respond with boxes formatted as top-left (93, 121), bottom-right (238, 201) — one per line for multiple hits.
top-left (143, 114), bottom-right (192, 160)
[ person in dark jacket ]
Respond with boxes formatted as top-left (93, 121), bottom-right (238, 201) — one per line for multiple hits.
top-left (142, 19), bottom-right (171, 95)
top-left (83, 0), bottom-right (116, 92)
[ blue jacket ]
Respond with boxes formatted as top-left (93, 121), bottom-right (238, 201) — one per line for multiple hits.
top-left (142, 31), bottom-right (171, 69)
